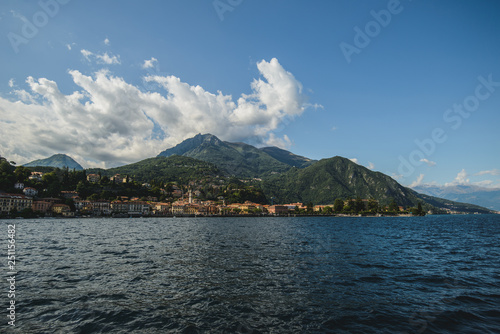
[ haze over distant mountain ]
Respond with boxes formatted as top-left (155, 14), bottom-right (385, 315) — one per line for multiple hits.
top-left (157, 133), bottom-right (309, 177)
top-left (413, 184), bottom-right (500, 211)
top-left (23, 154), bottom-right (84, 170)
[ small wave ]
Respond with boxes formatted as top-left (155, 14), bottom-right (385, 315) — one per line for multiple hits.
top-left (454, 295), bottom-right (490, 305)
top-left (358, 275), bottom-right (385, 283)
top-left (351, 262), bottom-right (392, 269)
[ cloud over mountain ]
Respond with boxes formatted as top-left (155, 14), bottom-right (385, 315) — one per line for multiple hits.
top-left (0, 58), bottom-right (313, 168)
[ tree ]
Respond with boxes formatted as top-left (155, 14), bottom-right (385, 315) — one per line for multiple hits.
top-left (65, 198), bottom-right (76, 211)
top-left (388, 199), bottom-right (399, 212)
top-left (413, 202), bottom-right (426, 216)
top-left (0, 160), bottom-right (16, 190)
top-left (368, 199), bottom-right (378, 213)
top-left (306, 202), bottom-right (313, 214)
top-left (334, 198), bottom-right (344, 212)
top-left (88, 193), bottom-right (100, 201)
top-left (14, 166), bottom-right (31, 182)
top-left (354, 197), bottom-right (364, 213)
top-left (76, 181), bottom-right (92, 199)
top-left (42, 172), bottom-right (61, 197)
top-left (62, 167), bottom-right (70, 187)
top-left (100, 175), bottom-right (110, 185)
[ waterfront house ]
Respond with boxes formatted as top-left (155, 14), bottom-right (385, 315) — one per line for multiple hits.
top-left (153, 203), bottom-right (171, 215)
top-left (32, 200), bottom-right (53, 214)
top-left (51, 204), bottom-right (73, 217)
top-left (74, 199), bottom-right (91, 212)
top-left (0, 193), bottom-right (33, 214)
top-left (268, 205), bottom-right (289, 215)
top-left (111, 200), bottom-right (150, 216)
top-left (92, 200), bottom-right (111, 216)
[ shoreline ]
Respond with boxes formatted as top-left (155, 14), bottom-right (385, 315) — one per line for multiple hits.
top-left (3, 213), bottom-right (495, 220)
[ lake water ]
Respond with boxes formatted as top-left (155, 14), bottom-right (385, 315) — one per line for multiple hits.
top-left (3, 215), bottom-right (500, 333)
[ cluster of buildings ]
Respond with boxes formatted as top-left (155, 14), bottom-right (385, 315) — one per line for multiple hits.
top-left (1, 171), bottom-right (391, 217)
top-left (0, 187), bottom-right (301, 217)
top-left (1, 186), bottom-right (386, 217)
top-left (0, 193), bottom-right (79, 217)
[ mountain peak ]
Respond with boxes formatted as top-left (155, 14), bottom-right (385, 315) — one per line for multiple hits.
top-left (24, 154), bottom-right (84, 170)
top-left (198, 133), bottom-right (223, 145)
top-left (158, 133), bottom-right (223, 158)
top-left (158, 133), bottom-right (313, 177)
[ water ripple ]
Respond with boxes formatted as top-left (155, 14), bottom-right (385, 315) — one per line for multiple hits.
top-left (3, 215), bottom-right (500, 333)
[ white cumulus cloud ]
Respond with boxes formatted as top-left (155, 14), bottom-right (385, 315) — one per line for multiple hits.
top-left (81, 49), bottom-right (93, 61)
top-left (454, 169), bottom-right (469, 184)
top-left (97, 52), bottom-right (120, 65)
top-left (409, 174), bottom-right (425, 188)
top-left (142, 57), bottom-right (158, 69)
top-left (445, 169), bottom-right (470, 186)
top-left (81, 49), bottom-right (120, 65)
top-left (0, 58), bottom-right (314, 168)
top-left (420, 158), bottom-right (436, 167)
top-left (475, 169), bottom-right (500, 176)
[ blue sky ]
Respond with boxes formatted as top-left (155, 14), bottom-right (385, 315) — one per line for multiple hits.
top-left (0, 0), bottom-right (499, 189)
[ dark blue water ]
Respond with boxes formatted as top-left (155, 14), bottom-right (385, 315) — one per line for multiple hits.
top-left (3, 215), bottom-right (500, 333)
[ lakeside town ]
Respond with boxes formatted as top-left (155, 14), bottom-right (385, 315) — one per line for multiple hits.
top-left (0, 169), bottom-right (432, 218)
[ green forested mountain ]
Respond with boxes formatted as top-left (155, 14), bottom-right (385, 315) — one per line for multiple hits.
top-left (260, 146), bottom-right (316, 168)
top-left (24, 154), bottom-right (84, 170)
top-left (261, 156), bottom-right (420, 206)
top-left (97, 155), bottom-right (222, 184)
top-left (157, 134), bottom-right (294, 177)
top-left (260, 156), bottom-right (493, 213)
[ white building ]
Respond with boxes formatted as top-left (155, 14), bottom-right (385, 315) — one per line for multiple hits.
top-left (23, 187), bottom-right (38, 197)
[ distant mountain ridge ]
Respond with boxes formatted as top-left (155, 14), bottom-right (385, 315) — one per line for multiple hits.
top-left (24, 154), bottom-right (84, 170)
top-left (157, 133), bottom-right (314, 177)
top-left (413, 184), bottom-right (500, 211)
